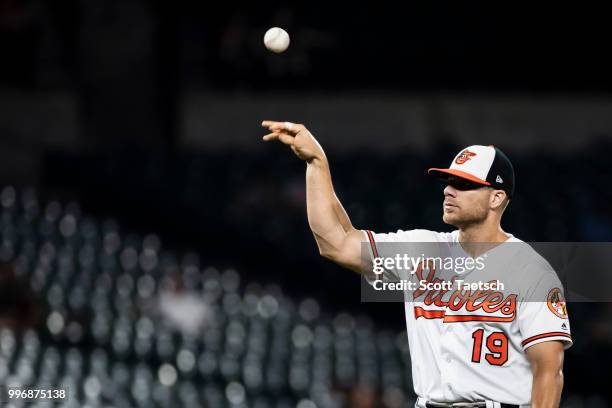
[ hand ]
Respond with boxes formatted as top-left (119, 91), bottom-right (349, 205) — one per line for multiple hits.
top-left (261, 121), bottom-right (326, 163)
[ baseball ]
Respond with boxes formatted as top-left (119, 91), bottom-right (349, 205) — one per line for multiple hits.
top-left (264, 27), bottom-right (290, 53)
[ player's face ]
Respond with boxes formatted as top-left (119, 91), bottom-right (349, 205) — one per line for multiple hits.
top-left (442, 177), bottom-right (492, 227)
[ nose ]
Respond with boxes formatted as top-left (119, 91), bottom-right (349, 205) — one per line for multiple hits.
top-left (444, 184), bottom-right (457, 197)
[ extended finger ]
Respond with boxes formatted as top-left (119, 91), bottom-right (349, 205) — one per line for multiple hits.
top-left (262, 132), bottom-right (294, 145)
top-left (261, 120), bottom-right (300, 134)
top-left (262, 132), bottom-right (280, 141)
top-left (276, 132), bottom-right (295, 145)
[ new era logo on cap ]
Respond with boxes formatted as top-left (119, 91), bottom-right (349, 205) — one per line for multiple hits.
top-left (428, 145), bottom-right (515, 198)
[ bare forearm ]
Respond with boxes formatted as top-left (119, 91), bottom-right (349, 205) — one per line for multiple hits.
top-left (531, 369), bottom-right (563, 408)
top-left (332, 191), bottom-right (352, 233)
top-left (306, 158), bottom-right (355, 257)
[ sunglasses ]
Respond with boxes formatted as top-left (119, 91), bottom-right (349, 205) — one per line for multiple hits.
top-left (446, 176), bottom-right (486, 191)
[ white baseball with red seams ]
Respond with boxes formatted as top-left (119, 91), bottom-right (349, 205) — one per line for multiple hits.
top-left (264, 27), bottom-right (290, 53)
top-left (362, 229), bottom-right (572, 407)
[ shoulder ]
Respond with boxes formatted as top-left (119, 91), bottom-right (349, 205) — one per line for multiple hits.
top-left (518, 243), bottom-right (557, 278)
top-left (366, 228), bottom-right (458, 243)
top-left (509, 239), bottom-right (563, 291)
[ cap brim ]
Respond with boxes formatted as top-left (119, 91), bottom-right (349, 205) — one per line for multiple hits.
top-left (427, 168), bottom-right (491, 185)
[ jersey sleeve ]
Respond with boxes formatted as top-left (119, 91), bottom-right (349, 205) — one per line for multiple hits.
top-left (361, 229), bottom-right (449, 285)
top-left (518, 271), bottom-right (573, 351)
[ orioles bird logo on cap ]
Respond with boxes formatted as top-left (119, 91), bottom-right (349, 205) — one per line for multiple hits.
top-left (455, 149), bottom-right (477, 165)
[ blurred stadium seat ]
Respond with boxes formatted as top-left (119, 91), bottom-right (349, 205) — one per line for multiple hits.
top-left (0, 186), bottom-right (420, 407)
top-left (1, 181), bottom-right (610, 407)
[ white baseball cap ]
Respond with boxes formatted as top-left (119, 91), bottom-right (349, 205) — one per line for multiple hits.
top-left (428, 145), bottom-right (515, 198)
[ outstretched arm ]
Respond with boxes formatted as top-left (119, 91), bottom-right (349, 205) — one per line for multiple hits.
top-left (261, 121), bottom-right (363, 272)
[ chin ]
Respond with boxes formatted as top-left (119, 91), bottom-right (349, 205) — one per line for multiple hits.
top-left (442, 213), bottom-right (460, 226)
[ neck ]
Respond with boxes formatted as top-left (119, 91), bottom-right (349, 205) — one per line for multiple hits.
top-left (457, 216), bottom-right (509, 257)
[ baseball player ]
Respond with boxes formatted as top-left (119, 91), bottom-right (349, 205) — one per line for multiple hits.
top-left (261, 120), bottom-right (572, 408)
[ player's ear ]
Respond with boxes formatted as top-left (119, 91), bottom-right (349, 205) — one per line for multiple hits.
top-left (490, 189), bottom-right (508, 211)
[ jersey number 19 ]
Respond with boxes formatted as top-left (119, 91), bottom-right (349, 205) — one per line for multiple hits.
top-left (471, 329), bottom-right (509, 366)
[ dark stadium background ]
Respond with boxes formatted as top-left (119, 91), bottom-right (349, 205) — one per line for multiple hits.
top-left (0, 1), bottom-right (611, 407)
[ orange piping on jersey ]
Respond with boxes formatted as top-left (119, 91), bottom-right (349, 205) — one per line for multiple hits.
top-left (443, 314), bottom-right (516, 323)
top-left (521, 332), bottom-right (572, 347)
top-left (366, 230), bottom-right (379, 258)
top-left (414, 307), bottom-right (445, 319)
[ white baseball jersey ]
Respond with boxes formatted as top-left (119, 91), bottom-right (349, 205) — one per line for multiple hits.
top-left (362, 229), bottom-right (572, 406)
